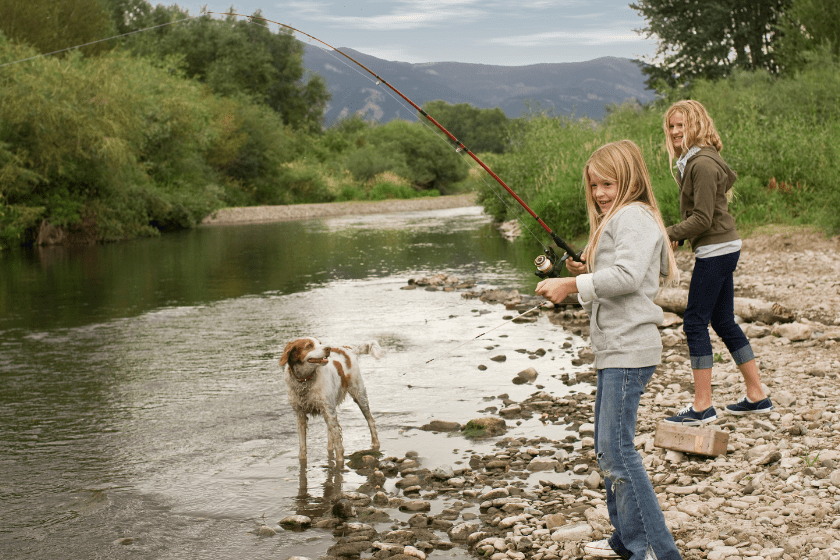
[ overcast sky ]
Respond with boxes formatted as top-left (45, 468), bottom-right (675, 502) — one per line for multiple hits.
top-left (189, 1), bottom-right (658, 66)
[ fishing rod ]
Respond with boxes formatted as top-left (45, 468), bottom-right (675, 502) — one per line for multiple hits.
top-left (203, 9), bottom-right (581, 280)
top-left (423, 302), bottom-right (548, 365)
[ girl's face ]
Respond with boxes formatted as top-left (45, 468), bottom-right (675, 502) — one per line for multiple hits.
top-left (588, 170), bottom-right (618, 214)
top-left (668, 111), bottom-right (686, 152)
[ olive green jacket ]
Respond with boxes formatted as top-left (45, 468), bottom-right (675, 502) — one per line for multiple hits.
top-left (665, 147), bottom-right (740, 251)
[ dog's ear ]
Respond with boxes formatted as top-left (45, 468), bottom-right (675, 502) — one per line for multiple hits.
top-left (280, 340), bottom-right (297, 366)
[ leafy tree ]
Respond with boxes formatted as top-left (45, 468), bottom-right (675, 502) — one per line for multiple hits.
top-left (0, 0), bottom-right (115, 56)
top-left (318, 115), bottom-right (372, 156)
top-left (631, 0), bottom-right (792, 89)
top-left (112, 3), bottom-right (330, 132)
top-left (345, 120), bottom-right (468, 192)
top-left (775, 0), bottom-right (840, 72)
top-left (422, 101), bottom-right (513, 154)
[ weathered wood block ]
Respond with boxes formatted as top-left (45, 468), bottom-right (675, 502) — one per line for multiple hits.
top-left (653, 421), bottom-right (729, 457)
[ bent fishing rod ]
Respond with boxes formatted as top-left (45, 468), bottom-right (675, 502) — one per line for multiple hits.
top-left (204, 10), bottom-right (580, 279)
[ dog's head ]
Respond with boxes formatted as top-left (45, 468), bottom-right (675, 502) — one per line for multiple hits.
top-left (280, 337), bottom-right (331, 380)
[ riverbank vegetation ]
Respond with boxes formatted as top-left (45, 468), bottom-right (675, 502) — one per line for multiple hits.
top-left (0, 0), bottom-right (837, 249)
top-left (484, 57), bottom-right (840, 243)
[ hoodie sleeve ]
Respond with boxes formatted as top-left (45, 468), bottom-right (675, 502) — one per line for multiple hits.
top-left (666, 156), bottom-right (721, 242)
top-left (586, 206), bottom-right (661, 300)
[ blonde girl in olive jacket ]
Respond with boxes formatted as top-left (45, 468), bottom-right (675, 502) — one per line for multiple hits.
top-left (661, 100), bottom-right (773, 426)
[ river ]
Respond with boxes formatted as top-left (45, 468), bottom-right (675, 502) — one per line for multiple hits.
top-left (0, 206), bottom-right (590, 559)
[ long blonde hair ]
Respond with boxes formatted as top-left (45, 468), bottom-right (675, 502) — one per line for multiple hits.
top-left (583, 140), bottom-right (679, 286)
top-left (664, 99), bottom-right (735, 203)
top-left (663, 100), bottom-right (723, 182)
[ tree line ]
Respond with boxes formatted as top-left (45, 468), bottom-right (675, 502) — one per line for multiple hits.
top-left (0, 0), bottom-right (838, 249)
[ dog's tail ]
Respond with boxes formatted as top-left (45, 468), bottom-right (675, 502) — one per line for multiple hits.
top-left (350, 340), bottom-right (383, 360)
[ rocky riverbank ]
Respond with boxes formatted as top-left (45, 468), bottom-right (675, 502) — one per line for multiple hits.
top-left (279, 227), bottom-right (840, 560)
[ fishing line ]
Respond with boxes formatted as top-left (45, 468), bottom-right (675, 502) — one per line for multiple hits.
top-left (310, 50), bottom-right (545, 247)
top-left (0, 8), bottom-right (555, 254)
top-left (0, 17), bottom-right (199, 69)
top-left (231, 14), bottom-right (548, 251)
top-left (204, 11), bottom-right (580, 259)
top-left (422, 301), bottom-right (547, 365)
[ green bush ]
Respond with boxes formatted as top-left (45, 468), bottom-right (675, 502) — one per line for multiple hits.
top-left (482, 113), bottom-right (602, 239)
top-left (481, 59), bottom-right (840, 238)
top-left (346, 144), bottom-right (412, 184)
top-left (345, 120), bottom-right (468, 193)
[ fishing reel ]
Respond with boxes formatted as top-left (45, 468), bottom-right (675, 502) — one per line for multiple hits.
top-left (534, 246), bottom-right (565, 279)
top-left (535, 245), bottom-right (584, 279)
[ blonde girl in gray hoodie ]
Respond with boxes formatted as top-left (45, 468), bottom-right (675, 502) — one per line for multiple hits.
top-left (536, 140), bottom-right (682, 560)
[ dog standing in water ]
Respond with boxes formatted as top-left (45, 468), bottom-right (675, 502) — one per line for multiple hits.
top-left (280, 337), bottom-right (381, 463)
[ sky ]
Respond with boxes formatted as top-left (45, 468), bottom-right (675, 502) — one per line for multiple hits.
top-left (189, 0), bottom-right (659, 66)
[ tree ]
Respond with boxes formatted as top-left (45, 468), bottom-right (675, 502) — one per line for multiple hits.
top-left (631, 0), bottom-right (792, 89)
top-left (0, 0), bottom-right (115, 56)
top-left (111, 3), bottom-right (330, 132)
top-left (345, 120), bottom-right (468, 192)
top-left (775, 0), bottom-right (840, 72)
top-left (422, 101), bottom-right (513, 154)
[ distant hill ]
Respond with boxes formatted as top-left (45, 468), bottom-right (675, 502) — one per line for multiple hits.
top-left (301, 44), bottom-right (655, 126)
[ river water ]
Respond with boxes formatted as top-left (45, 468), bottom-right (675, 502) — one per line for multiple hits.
top-left (0, 206), bottom-right (590, 559)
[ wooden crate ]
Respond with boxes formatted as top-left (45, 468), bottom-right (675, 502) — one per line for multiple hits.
top-left (653, 421), bottom-right (729, 457)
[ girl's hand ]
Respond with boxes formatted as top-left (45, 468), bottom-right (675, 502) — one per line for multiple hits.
top-left (565, 255), bottom-right (586, 276)
top-left (670, 240), bottom-right (679, 251)
top-left (535, 277), bottom-right (577, 304)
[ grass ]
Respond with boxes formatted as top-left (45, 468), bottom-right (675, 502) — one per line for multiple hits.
top-left (479, 60), bottom-right (840, 239)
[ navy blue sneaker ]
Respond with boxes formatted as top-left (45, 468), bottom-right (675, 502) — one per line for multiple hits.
top-left (726, 396), bottom-right (773, 415)
top-left (664, 405), bottom-right (717, 425)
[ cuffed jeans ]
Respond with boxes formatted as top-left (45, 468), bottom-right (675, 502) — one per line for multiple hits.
top-left (595, 367), bottom-right (682, 560)
top-left (684, 251), bottom-right (754, 370)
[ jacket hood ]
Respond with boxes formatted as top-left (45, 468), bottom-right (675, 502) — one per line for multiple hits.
top-left (693, 146), bottom-right (737, 192)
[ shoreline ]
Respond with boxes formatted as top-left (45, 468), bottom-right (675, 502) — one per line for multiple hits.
top-left (200, 193), bottom-right (479, 226)
top-left (279, 230), bottom-right (840, 560)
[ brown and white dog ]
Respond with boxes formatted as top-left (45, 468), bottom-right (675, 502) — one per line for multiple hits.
top-left (280, 337), bottom-right (381, 464)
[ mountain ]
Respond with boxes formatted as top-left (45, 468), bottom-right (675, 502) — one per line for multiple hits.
top-left (301, 44), bottom-right (655, 126)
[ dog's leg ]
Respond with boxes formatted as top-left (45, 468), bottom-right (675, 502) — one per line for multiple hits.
top-left (296, 411), bottom-right (308, 464)
top-left (323, 410), bottom-right (344, 463)
top-left (351, 391), bottom-right (380, 452)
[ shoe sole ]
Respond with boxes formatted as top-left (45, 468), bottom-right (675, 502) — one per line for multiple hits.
top-left (726, 407), bottom-right (773, 416)
top-left (583, 541), bottom-right (621, 558)
top-left (583, 549), bottom-right (621, 559)
top-left (663, 415), bottom-right (717, 426)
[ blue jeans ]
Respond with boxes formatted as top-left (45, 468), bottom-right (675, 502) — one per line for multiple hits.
top-left (595, 367), bottom-right (682, 560)
top-left (684, 251), bottom-right (754, 370)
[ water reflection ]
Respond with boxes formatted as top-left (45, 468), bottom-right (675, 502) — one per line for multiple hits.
top-left (0, 207), bottom-right (543, 332)
top-left (296, 462), bottom-right (344, 519)
top-left (0, 206), bottom-right (586, 559)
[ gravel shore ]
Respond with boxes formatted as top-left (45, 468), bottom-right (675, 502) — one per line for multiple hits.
top-left (200, 194), bottom-right (479, 226)
top-left (274, 226), bottom-right (840, 560)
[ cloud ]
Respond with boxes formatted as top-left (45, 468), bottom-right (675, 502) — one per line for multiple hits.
top-left (488, 23), bottom-right (646, 47)
top-left (280, 0), bottom-right (491, 31)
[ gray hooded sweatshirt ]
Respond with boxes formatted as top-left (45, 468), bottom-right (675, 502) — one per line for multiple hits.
top-left (576, 203), bottom-right (670, 370)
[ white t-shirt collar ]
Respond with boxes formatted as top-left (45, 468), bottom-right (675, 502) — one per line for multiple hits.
top-left (677, 146), bottom-right (701, 178)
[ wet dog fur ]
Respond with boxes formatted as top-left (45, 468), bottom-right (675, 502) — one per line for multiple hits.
top-left (280, 337), bottom-right (381, 463)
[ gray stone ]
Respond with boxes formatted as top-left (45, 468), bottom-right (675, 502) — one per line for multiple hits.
top-left (279, 515), bottom-right (311, 529)
top-left (527, 457), bottom-right (559, 472)
top-left (420, 420), bottom-right (461, 432)
top-left (399, 500), bottom-right (431, 512)
top-left (257, 525), bottom-right (276, 537)
top-left (514, 367), bottom-right (538, 383)
top-left (544, 513), bottom-right (567, 529)
top-left (551, 522), bottom-right (593, 542)
top-left (448, 522), bottom-right (480, 541)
